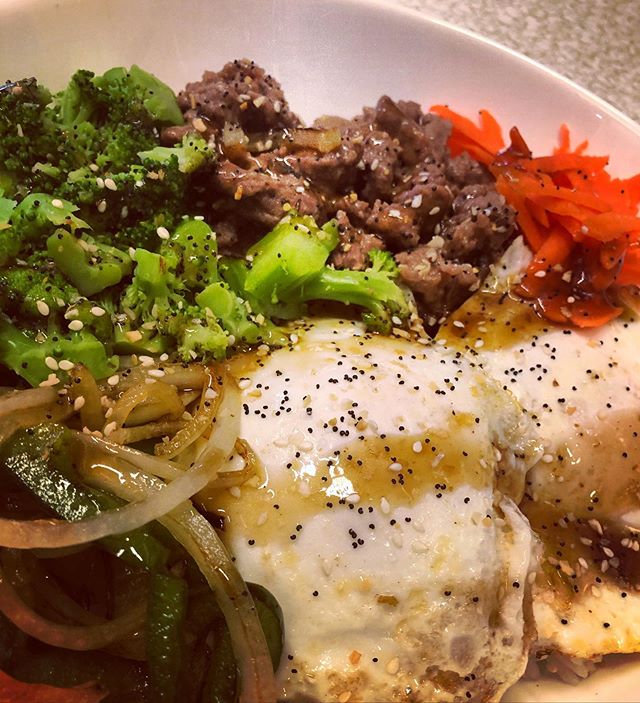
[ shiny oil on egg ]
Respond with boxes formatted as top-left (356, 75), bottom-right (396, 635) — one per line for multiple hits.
top-left (199, 320), bottom-right (542, 703)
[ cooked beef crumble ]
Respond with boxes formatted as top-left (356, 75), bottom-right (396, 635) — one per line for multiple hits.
top-left (163, 59), bottom-right (516, 321)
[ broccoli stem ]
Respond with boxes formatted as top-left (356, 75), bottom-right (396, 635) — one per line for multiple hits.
top-left (0, 317), bottom-right (118, 386)
top-left (47, 230), bottom-right (133, 296)
top-left (244, 215), bottom-right (339, 302)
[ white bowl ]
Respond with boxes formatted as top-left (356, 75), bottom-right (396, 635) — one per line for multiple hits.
top-left (1, 0), bottom-right (639, 700)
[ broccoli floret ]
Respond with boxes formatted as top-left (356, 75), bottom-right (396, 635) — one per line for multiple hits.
top-left (0, 193), bottom-right (88, 266)
top-left (234, 213), bottom-right (410, 332)
top-left (121, 247), bottom-right (229, 361)
top-left (138, 134), bottom-right (213, 175)
top-left (0, 316), bottom-right (118, 386)
top-left (244, 214), bottom-right (339, 302)
top-left (196, 281), bottom-right (287, 346)
top-left (47, 229), bottom-right (132, 296)
top-left (368, 248), bottom-right (400, 276)
top-left (0, 265), bottom-right (77, 321)
top-left (158, 218), bottom-right (219, 289)
top-left (299, 266), bottom-right (410, 333)
top-left (0, 78), bottom-right (58, 195)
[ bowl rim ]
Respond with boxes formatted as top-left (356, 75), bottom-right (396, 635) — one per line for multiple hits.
top-left (2, 0), bottom-right (639, 139)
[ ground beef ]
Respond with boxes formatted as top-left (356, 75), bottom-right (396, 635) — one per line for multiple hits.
top-left (330, 210), bottom-right (383, 270)
top-left (169, 60), bottom-right (518, 321)
top-left (169, 58), bottom-right (300, 138)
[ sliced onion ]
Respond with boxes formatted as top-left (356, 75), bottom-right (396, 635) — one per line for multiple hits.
top-left (0, 387), bottom-right (60, 417)
top-left (0, 564), bottom-right (145, 650)
top-left (0, 386), bottom-right (73, 445)
top-left (126, 388), bottom-right (199, 427)
top-left (162, 508), bottom-right (277, 703)
top-left (289, 127), bottom-right (341, 153)
top-left (108, 418), bottom-right (186, 445)
top-left (154, 368), bottom-right (223, 458)
top-left (0, 438), bottom-right (223, 550)
top-left (68, 365), bottom-right (104, 431)
top-left (107, 364), bottom-right (208, 395)
top-left (110, 380), bottom-right (184, 429)
top-left (0, 375), bottom-right (239, 550)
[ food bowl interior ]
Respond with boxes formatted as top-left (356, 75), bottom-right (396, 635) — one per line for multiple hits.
top-left (1, 0), bottom-right (640, 700)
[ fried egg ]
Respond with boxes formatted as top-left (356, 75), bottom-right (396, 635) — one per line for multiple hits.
top-left (206, 320), bottom-right (542, 702)
top-left (438, 239), bottom-right (640, 663)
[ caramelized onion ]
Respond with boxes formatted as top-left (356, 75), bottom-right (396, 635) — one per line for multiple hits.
top-left (110, 380), bottom-right (184, 429)
top-left (154, 368), bottom-right (223, 458)
top-left (68, 365), bottom-right (104, 431)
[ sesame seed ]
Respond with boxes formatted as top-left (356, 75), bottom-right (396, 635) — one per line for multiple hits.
top-left (346, 493), bottom-right (361, 504)
top-left (411, 194), bottom-right (423, 208)
top-left (380, 497), bottom-right (391, 514)
top-left (148, 369), bottom-right (166, 378)
top-left (58, 360), bottom-right (74, 371)
top-left (104, 178), bottom-right (117, 191)
top-left (412, 441), bottom-right (423, 454)
top-left (157, 226), bottom-right (170, 240)
top-left (45, 356), bottom-right (59, 371)
top-left (388, 462), bottom-right (403, 472)
top-left (534, 270), bottom-right (547, 278)
top-left (428, 206), bottom-right (440, 216)
top-left (73, 396), bottom-right (86, 411)
top-left (39, 373), bottom-right (60, 387)
top-left (36, 300), bottom-right (50, 316)
top-left (107, 374), bottom-right (120, 386)
top-left (103, 421), bottom-right (117, 436)
top-left (385, 657), bottom-right (400, 675)
top-left (68, 319), bottom-right (83, 331)
top-left (97, 199), bottom-right (107, 213)
top-left (139, 355), bottom-right (154, 367)
top-left (51, 198), bottom-right (64, 209)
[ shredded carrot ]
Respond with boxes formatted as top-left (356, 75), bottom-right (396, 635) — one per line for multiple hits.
top-left (0, 671), bottom-right (106, 703)
top-left (430, 103), bottom-right (640, 328)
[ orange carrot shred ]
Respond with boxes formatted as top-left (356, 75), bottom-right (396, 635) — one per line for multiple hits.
top-left (431, 103), bottom-right (640, 329)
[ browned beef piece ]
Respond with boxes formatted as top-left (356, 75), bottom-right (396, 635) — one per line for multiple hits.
top-left (269, 140), bottom-right (362, 195)
top-left (176, 59), bottom-right (300, 134)
top-left (330, 210), bottom-right (383, 270)
top-left (440, 184), bottom-right (515, 261)
top-left (445, 152), bottom-right (493, 188)
top-left (395, 183), bottom-right (454, 238)
top-left (209, 160), bottom-right (321, 248)
top-left (396, 246), bottom-right (480, 320)
top-left (366, 200), bottom-right (420, 250)
top-left (373, 96), bottom-right (451, 166)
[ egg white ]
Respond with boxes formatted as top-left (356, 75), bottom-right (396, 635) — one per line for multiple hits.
top-left (438, 239), bottom-right (640, 661)
top-left (207, 320), bottom-right (542, 702)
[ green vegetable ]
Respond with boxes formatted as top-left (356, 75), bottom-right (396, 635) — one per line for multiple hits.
top-left (122, 229), bottom-right (230, 361)
top-left (244, 215), bottom-right (338, 302)
top-left (139, 133), bottom-right (213, 174)
top-left (159, 218), bottom-right (219, 289)
top-left (95, 64), bottom-right (184, 126)
top-left (300, 265), bottom-right (410, 332)
top-left (0, 265), bottom-right (78, 321)
top-left (0, 424), bottom-right (169, 571)
top-left (0, 193), bottom-right (88, 267)
top-left (146, 573), bottom-right (188, 702)
top-left (47, 229), bottom-right (132, 296)
top-left (0, 317), bottom-right (117, 386)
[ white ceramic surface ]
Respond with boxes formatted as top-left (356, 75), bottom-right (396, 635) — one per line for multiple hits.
top-left (1, 0), bottom-right (639, 699)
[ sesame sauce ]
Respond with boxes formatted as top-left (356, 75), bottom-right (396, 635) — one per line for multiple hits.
top-left (207, 419), bottom-right (493, 547)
